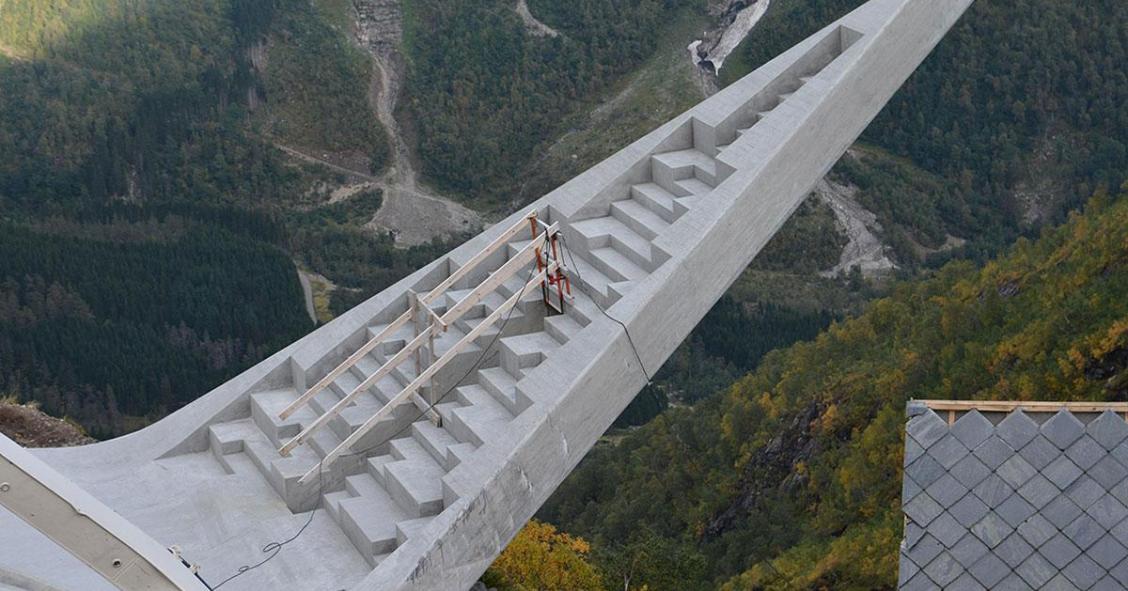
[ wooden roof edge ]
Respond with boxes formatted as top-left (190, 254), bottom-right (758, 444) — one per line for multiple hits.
top-left (917, 399), bottom-right (1128, 413)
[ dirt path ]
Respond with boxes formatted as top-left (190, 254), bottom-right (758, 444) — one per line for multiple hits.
top-left (515, 0), bottom-right (560, 38)
top-left (814, 178), bottom-right (897, 278)
top-left (295, 264), bottom-right (318, 324)
top-left (275, 143), bottom-right (378, 181)
top-left (352, 0), bottom-right (482, 246)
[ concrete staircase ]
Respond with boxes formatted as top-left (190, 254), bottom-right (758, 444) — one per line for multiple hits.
top-left (203, 253), bottom-right (603, 565)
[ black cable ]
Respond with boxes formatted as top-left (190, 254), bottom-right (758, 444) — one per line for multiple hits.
top-left (558, 233), bottom-right (652, 384)
top-left (203, 238), bottom-right (543, 590)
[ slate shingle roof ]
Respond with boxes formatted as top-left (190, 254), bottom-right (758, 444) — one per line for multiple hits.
top-left (900, 402), bottom-right (1128, 590)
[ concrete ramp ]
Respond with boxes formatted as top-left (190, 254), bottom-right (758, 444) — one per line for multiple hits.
top-left (0, 1), bottom-right (973, 589)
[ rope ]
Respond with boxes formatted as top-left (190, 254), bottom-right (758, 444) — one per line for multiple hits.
top-left (558, 234), bottom-right (652, 384)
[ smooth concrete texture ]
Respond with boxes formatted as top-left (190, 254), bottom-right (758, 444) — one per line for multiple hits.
top-left (0, 1), bottom-right (972, 589)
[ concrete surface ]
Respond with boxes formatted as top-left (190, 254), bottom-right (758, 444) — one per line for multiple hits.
top-left (0, 1), bottom-right (973, 589)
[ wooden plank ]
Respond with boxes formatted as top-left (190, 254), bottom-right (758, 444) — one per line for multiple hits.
top-left (278, 213), bottom-right (537, 421)
top-left (299, 263), bottom-right (558, 485)
top-left (921, 400), bottom-right (1128, 413)
top-left (441, 224), bottom-right (557, 323)
top-left (279, 310), bottom-right (411, 420)
top-left (279, 324), bottom-right (435, 456)
top-left (278, 230), bottom-right (556, 455)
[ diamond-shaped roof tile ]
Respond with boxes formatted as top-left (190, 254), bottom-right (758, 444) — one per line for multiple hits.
top-left (1088, 534), bottom-right (1128, 570)
top-left (904, 474), bottom-right (923, 503)
top-left (927, 474), bottom-right (971, 508)
top-left (906, 455), bottom-right (947, 489)
top-left (1020, 435), bottom-right (1063, 470)
top-left (998, 455), bottom-right (1039, 488)
top-left (1043, 410), bottom-right (1086, 449)
top-left (951, 494), bottom-right (991, 528)
top-left (1111, 440), bottom-right (1128, 468)
top-left (973, 474), bottom-right (1015, 508)
top-left (950, 455), bottom-right (991, 489)
top-left (1041, 533), bottom-right (1084, 569)
top-left (1042, 495), bottom-right (1085, 529)
top-left (1109, 557), bottom-right (1128, 587)
top-left (900, 551), bottom-right (921, 586)
top-left (947, 573), bottom-right (986, 591)
top-left (1088, 455), bottom-right (1128, 491)
top-left (929, 434), bottom-right (971, 470)
top-left (1066, 476), bottom-right (1107, 510)
top-left (1087, 494), bottom-right (1128, 526)
top-left (1043, 573), bottom-right (1083, 590)
top-left (1016, 552), bottom-right (1057, 588)
top-left (902, 571), bottom-right (940, 591)
top-left (906, 533), bottom-right (946, 568)
top-left (952, 410), bottom-right (994, 449)
top-left (1018, 474), bottom-right (1060, 509)
top-left (973, 436), bottom-right (1015, 470)
top-left (1018, 514), bottom-right (1058, 548)
top-left (968, 553), bottom-right (1010, 588)
top-left (1044, 455), bottom-right (1085, 490)
top-left (1063, 514), bottom-right (1105, 550)
top-left (1110, 517), bottom-right (1128, 547)
top-left (906, 493), bottom-right (945, 526)
top-left (923, 551), bottom-right (963, 586)
top-left (997, 494), bottom-right (1038, 528)
top-left (908, 410), bottom-right (950, 449)
top-left (950, 533), bottom-right (990, 569)
top-left (996, 573), bottom-right (1035, 590)
top-left (927, 511), bottom-right (967, 548)
top-left (1088, 411), bottom-right (1128, 450)
top-left (905, 436), bottom-right (926, 468)
top-left (1067, 435), bottom-right (1107, 471)
top-left (972, 512), bottom-right (1015, 548)
top-left (1109, 480), bottom-right (1128, 507)
top-left (999, 410), bottom-right (1040, 450)
top-left (1063, 554), bottom-right (1105, 589)
top-left (1092, 575), bottom-right (1124, 591)
top-left (994, 534), bottom-right (1036, 568)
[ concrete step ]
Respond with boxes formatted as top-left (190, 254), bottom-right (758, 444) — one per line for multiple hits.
top-left (561, 251), bottom-right (626, 309)
top-left (438, 394), bottom-right (513, 447)
top-left (365, 323), bottom-right (413, 354)
top-left (570, 216), bottom-right (653, 270)
top-left (499, 331), bottom-right (559, 376)
top-left (589, 247), bottom-right (647, 283)
top-left (676, 177), bottom-right (715, 197)
top-left (380, 438), bottom-right (445, 517)
top-left (651, 148), bottom-right (718, 186)
top-left (396, 517), bottom-right (433, 545)
top-left (336, 474), bottom-right (409, 561)
top-left (544, 313), bottom-right (583, 344)
top-left (630, 183), bottom-right (683, 222)
top-left (250, 389), bottom-right (308, 448)
top-left (478, 367), bottom-right (530, 415)
top-left (411, 421), bottom-right (459, 469)
top-left (610, 198), bottom-right (669, 241)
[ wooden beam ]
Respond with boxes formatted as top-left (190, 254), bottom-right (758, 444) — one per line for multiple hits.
top-left (299, 262), bottom-right (558, 485)
top-left (278, 230), bottom-right (557, 456)
top-left (920, 400), bottom-right (1128, 413)
top-left (278, 213), bottom-right (539, 421)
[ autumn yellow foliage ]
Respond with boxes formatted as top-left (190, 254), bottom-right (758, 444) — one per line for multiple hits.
top-left (483, 520), bottom-right (605, 591)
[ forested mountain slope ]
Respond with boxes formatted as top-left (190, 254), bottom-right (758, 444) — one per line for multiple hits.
top-left (542, 186), bottom-right (1128, 589)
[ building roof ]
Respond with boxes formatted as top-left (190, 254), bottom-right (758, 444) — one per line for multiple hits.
top-left (900, 400), bottom-right (1128, 590)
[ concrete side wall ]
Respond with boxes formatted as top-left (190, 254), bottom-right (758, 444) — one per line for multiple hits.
top-left (358, 1), bottom-right (974, 589)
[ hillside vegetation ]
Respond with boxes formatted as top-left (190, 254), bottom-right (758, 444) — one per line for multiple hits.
top-left (542, 185), bottom-right (1128, 588)
top-left (723, 0), bottom-right (1128, 267)
top-left (401, 0), bottom-right (704, 205)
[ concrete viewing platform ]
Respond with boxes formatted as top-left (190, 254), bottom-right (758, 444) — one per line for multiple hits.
top-left (0, 1), bottom-right (973, 589)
